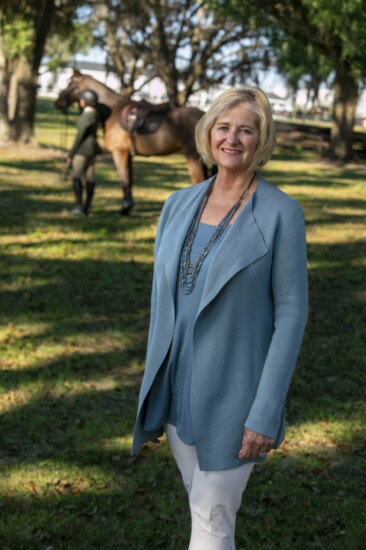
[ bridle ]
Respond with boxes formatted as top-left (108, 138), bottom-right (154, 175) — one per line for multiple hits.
top-left (57, 78), bottom-right (81, 112)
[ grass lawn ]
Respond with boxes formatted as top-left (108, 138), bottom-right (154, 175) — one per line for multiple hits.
top-left (0, 100), bottom-right (365, 549)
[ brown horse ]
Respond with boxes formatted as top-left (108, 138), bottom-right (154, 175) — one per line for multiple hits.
top-left (55, 70), bottom-right (207, 214)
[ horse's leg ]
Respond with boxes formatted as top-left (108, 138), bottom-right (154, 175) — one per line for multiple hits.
top-left (186, 156), bottom-right (206, 184)
top-left (111, 149), bottom-right (134, 215)
top-left (123, 154), bottom-right (134, 214)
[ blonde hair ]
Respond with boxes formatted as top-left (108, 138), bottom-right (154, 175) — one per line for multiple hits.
top-left (195, 87), bottom-right (276, 170)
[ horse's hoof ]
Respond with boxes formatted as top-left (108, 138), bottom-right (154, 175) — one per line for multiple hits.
top-left (119, 202), bottom-right (134, 216)
top-left (119, 208), bottom-right (130, 216)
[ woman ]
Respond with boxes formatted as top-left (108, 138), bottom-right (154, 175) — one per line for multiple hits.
top-left (66, 89), bottom-right (102, 216)
top-left (132, 87), bottom-right (308, 549)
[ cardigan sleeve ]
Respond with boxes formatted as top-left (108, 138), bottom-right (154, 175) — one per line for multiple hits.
top-left (244, 204), bottom-right (308, 440)
top-left (145, 195), bottom-right (173, 354)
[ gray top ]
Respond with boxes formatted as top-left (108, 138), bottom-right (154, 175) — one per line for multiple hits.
top-left (143, 222), bottom-right (230, 444)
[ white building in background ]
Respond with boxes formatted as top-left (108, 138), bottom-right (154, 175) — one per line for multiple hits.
top-left (38, 61), bottom-right (366, 121)
top-left (38, 62), bottom-right (120, 97)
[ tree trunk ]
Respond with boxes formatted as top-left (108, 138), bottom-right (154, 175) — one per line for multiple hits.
top-left (165, 79), bottom-right (180, 107)
top-left (0, 0), bottom-right (55, 145)
top-left (330, 63), bottom-right (358, 162)
top-left (8, 58), bottom-right (38, 143)
top-left (0, 23), bottom-right (11, 142)
top-left (0, 59), bottom-right (39, 144)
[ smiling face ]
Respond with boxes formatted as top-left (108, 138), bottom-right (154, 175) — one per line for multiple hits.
top-left (210, 104), bottom-right (260, 174)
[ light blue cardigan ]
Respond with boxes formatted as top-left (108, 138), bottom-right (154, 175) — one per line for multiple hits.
top-left (132, 174), bottom-right (308, 471)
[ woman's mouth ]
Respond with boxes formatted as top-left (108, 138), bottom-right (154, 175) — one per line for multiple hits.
top-left (221, 148), bottom-right (242, 154)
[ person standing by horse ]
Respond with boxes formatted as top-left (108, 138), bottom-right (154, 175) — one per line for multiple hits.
top-left (66, 89), bottom-right (102, 216)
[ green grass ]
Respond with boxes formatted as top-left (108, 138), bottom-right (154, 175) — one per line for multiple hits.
top-left (0, 99), bottom-right (365, 549)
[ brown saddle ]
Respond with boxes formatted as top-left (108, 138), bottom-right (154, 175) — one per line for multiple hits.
top-left (119, 99), bottom-right (172, 135)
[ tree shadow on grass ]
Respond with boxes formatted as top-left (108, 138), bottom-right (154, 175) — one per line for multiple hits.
top-left (264, 164), bottom-right (366, 189)
top-left (0, 159), bottom-right (61, 174)
top-left (0, 239), bottom-right (365, 549)
top-left (0, 345), bottom-right (144, 391)
top-left (286, 240), bottom-right (366, 428)
top-left (0, 182), bottom-right (166, 234)
top-left (1, 155), bottom-right (189, 189)
top-left (300, 196), bottom-right (366, 226)
top-left (0, 363), bottom-right (139, 468)
top-left (0, 437), bottom-right (364, 549)
top-left (0, 160), bottom-right (365, 547)
top-left (0, 254), bottom-right (153, 319)
top-left (0, 445), bottom-right (190, 549)
top-left (133, 157), bottom-right (193, 192)
top-left (236, 445), bottom-right (365, 550)
top-left (0, 153), bottom-right (192, 230)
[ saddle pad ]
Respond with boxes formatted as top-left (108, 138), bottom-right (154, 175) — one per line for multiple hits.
top-left (119, 103), bottom-right (171, 135)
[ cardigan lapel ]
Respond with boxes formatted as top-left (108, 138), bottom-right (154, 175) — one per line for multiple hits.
top-left (162, 178), bottom-right (213, 301)
top-left (197, 178), bottom-right (269, 317)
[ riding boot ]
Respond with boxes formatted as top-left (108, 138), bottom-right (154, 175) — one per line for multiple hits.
top-left (83, 181), bottom-right (95, 216)
top-left (71, 177), bottom-right (83, 214)
top-left (120, 188), bottom-right (134, 216)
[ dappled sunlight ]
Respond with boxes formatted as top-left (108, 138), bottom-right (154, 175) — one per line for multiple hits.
top-left (0, 388), bottom-right (32, 414)
top-left (1, 461), bottom-right (118, 499)
top-left (278, 419), bottom-right (363, 459)
top-left (1, 333), bottom-right (143, 376)
top-left (102, 434), bottom-right (134, 454)
top-left (0, 364), bottom-right (133, 414)
top-left (308, 230), bottom-right (366, 244)
top-left (1, 129), bottom-right (365, 547)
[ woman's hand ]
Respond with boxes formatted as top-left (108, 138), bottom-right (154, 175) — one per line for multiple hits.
top-left (238, 427), bottom-right (275, 459)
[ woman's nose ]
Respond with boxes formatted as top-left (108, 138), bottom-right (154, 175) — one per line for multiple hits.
top-left (226, 131), bottom-right (239, 144)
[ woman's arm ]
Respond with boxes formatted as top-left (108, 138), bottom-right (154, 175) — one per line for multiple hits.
top-left (68, 113), bottom-right (91, 159)
top-left (243, 204), bottom-right (308, 441)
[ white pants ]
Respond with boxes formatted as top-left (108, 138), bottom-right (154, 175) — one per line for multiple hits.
top-left (165, 424), bottom-right (255, 550)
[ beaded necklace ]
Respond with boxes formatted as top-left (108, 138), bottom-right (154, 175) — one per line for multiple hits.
top-left (180, 172), bottom-right (256, 294)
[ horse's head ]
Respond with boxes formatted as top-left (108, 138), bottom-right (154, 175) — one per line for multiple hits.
top-left (55, 69), bottom-right (83, 112)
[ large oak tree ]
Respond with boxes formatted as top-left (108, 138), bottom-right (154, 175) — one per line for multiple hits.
top-left (93, 0), bottom-right (266, 106)
top-left (0, 0), bottom-right (83, 143)
top-left (212, 0), bottom-right (366, 161)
